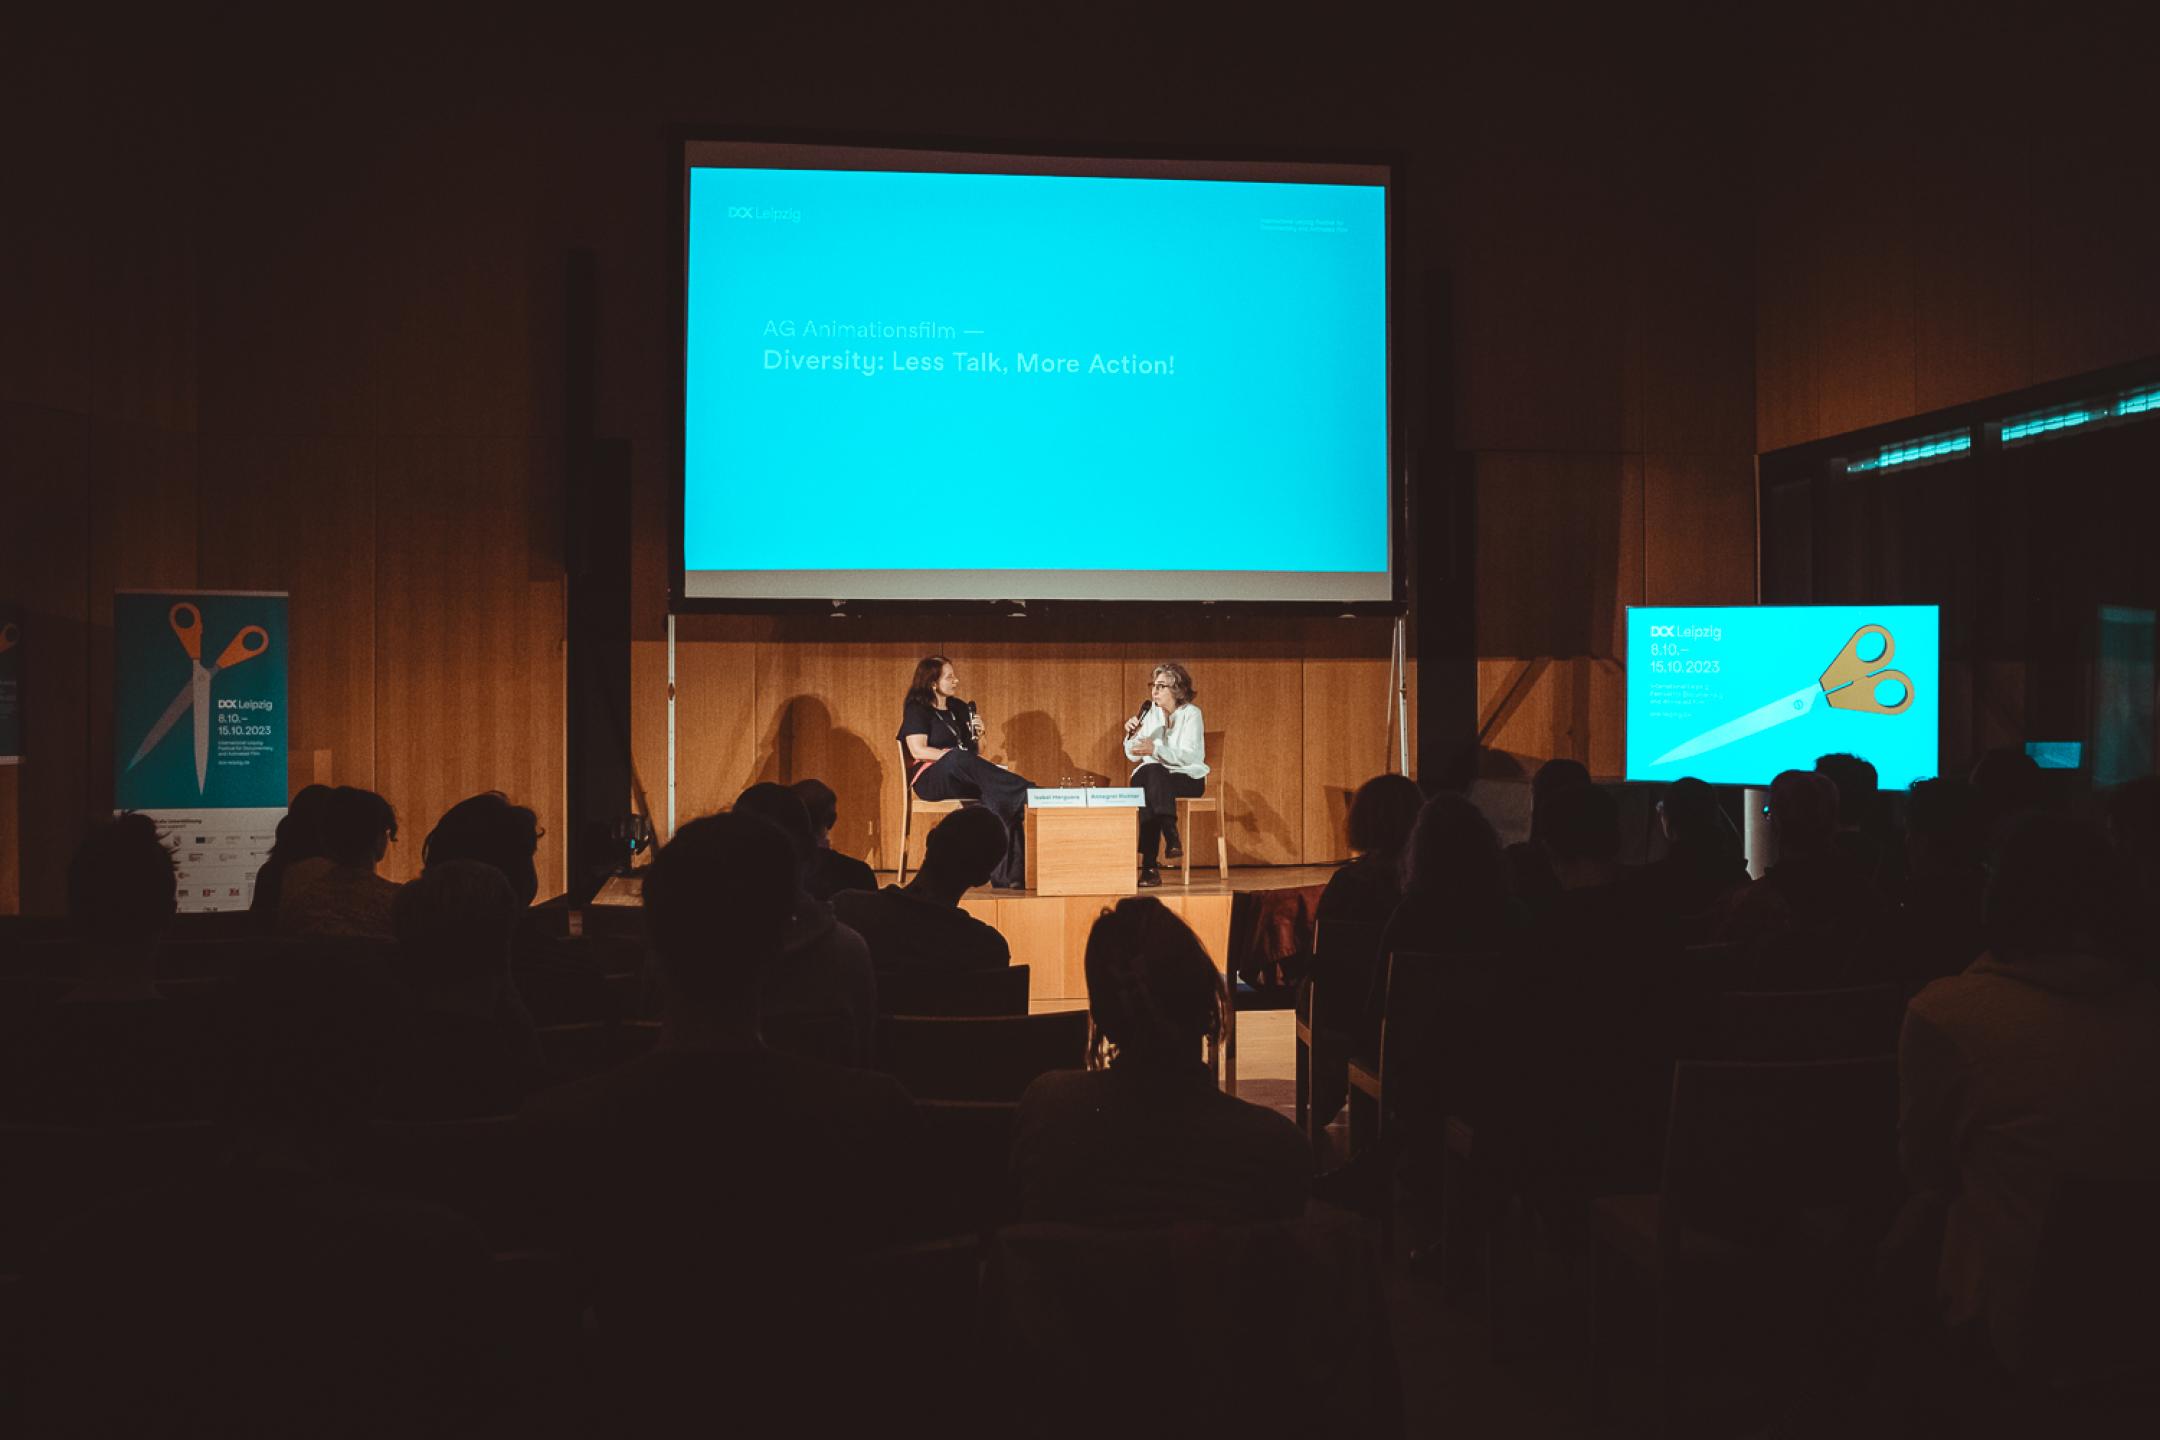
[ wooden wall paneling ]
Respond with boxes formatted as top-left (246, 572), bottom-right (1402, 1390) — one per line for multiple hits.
top-left (2, 404), bottom-right (92, 911)
top-left (194, 94), bottom-right (388, 438)
top-left (0, 49), bottom-right (94, 415)
top-left (1474, 452), bottom-right (1643, 662)
top-left (1909, 59), bottom-right (2034, 414)
top-left (1450, 49), bottom-right (1637, 455)
top-left (749, 622), bottom-right (919, 873)
top-left (957, 619), bottom-right (1126, 792)
top-left (372, 434), bottom-right (567, 893)
top-left (1754, 103), bottom-right (1823, 456)
top-left (1636, 93), bottom-right (1757, 457)
top-left (1811, 126), bottom-right (1917, 440)
top-left (668, 614), bottom-right (767, 831)
top-left (86, 421), bottom-right (199, 814)
top-left (1299, 618), bottom-right (1408, 863)
top-left (366, 103), bottom-right (540, 441)
top-left (2028, 17), bottom-right (2160, 383)
top-left (196, 432), bottom-right (379, 801)
top-left (1472, 451), bottom-right (1640, 780)
top-left (1122, 636), bottom-right (1304, 866)
top-left (1643, 453), bottom-right (1757, 606)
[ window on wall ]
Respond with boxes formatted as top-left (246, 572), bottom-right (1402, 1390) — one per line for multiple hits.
top-left (1760, 357), bottom-right (2160, 778)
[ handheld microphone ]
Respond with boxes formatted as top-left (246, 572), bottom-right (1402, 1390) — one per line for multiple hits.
top-left (1134, 697), bottom-right (1154, 725)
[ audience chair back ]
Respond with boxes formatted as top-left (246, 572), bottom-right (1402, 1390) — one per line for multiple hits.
top-left (1345, 949), bottom-right (1447, 1155)
top-left (1176, 731), bottom-right (1229, 885)
top-left (876, 963), bottom-right (1030, 1017)
top-left (1296, 918), bottom-right (1383, 1142)
top-left (896, 739), bottom-right (968, 884)
top-left (1710, 985), bottom-right (1905, 1062)
top-left (986, 1211), bottom-right (1403, 1437)
top-left (880, 1010), bottom-right (1091, 1101)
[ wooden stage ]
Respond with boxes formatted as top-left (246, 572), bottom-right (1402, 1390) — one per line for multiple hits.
top-left (946, 863), bottom-right (1337, 1005)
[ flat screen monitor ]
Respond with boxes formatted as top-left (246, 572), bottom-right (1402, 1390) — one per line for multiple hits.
top-left (1625, 604), bottom-right (1941, 790)
top-left (677, 141), bottom-right (1393, 605)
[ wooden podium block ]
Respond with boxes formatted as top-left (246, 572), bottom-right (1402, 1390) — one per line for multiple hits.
top-left (1024, 806), bottom-right (1138, 897)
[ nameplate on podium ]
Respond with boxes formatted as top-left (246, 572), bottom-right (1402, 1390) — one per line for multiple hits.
top-left (1025, 788), bottom-right (1089, 808)
top-left (1083, 787), bottom-right (1144, 807)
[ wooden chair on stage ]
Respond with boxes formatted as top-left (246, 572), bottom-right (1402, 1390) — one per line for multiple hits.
top-left (1176, 733), bottom-right (1229, 885)
top-left (896, 740), bottom-right (968, 884)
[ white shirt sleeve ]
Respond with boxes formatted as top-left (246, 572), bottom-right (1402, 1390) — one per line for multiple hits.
top-left (1122, 705), bottom-right (1162, 766)
top-left (1153, 705), bottom-right (1209, 778)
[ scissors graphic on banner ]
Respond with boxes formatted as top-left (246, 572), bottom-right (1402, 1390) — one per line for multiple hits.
top-left (124, 603), bottom-right (270, 793)
top-left (1651, 624), bottom-right (1915, 768)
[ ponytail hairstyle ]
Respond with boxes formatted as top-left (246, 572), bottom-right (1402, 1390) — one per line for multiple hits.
top-left (1082, 897), bottom-right (1224, 1068)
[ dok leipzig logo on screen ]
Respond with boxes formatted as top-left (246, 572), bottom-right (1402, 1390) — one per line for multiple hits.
top-left (727, 205), bottom-right (802, 223)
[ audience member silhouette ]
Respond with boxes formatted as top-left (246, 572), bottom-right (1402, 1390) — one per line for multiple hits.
top-left (1315, 772), bottom-right (1425, 939)
top-left (1303, 774), bottom-right (1424, 1124)
top-left (733, 782), bottom-right (877, 1064)
top-left (832, 805), bottom-right (1012, 977)
top-left (792, 776), bottom-right (879, 900)
top-left (1724, 768), bottom-right (1889, 983)
top-left (249, 782), bottom-right (333, 922)
top-left (6, 814), bottom-right (205, 1125)
top-left (1900, 812), bottom-right (2160, 1377)
top-left (1503, 757), bottom-right (1591, 916)
top-left (1815, 751), bottom-right (1894, 883)
top-left (277, 785), bottom-right (401, 939)
top-left (422, 790), bottom-right (541, 904)
top-left (1012, 897), bottom-right (1308, 1226)
top-left (380, 858), bottom-right (542, 1120)
top-left (1895, 776), bottom-right (1989, 990)
top-left (1381, 792), bottom-right (1524, 976)
top-left (520, 810), bottom-right (929, 1425)
top-left (1626, 775), bottom-right (1749, 933)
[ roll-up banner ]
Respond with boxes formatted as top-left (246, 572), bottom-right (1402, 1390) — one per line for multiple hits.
top-left (113, 591), bottom-right (290, 912)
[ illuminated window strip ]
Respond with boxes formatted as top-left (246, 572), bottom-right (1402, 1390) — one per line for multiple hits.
top-left (1845, 431), bottom-right (1972, 474)
top-left (2001, 410), bottom-right (2095, 442)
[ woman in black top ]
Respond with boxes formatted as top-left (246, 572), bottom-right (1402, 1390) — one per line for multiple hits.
top-left (897, 656), bottom-right (1036, 890)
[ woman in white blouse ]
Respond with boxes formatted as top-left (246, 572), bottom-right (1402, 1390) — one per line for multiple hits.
top-left (1122, 662), bottom-right (1210, 886)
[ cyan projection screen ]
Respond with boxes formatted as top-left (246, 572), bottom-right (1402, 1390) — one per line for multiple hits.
top-left (678, 141), bottom-right (1393, 604)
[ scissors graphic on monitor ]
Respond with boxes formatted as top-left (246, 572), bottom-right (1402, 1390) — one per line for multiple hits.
top-left (1650, 624), bottom-right (1914, 769)
top-left (124, 603), bottom-right (270, 793)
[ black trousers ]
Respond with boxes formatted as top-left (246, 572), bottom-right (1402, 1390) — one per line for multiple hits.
top-left (913, 749), bottom-right (1035, 888)
top-left (1133, 765), bottom-right (1205, 861)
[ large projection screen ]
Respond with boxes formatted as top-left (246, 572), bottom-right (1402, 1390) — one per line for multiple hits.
top-left (678, 141), bottom-right (1393, 605)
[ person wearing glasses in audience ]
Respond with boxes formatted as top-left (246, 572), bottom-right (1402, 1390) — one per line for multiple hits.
top-left (899, 655), bottom-right (1035, 890)
top-left (1123, 662), bottom-right (1210, 887)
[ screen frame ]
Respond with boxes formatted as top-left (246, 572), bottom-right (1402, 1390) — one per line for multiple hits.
top-left (1622, 602), bottom-right (1945, 790)
top-left (666, 127), bottom-right (1406, 617)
